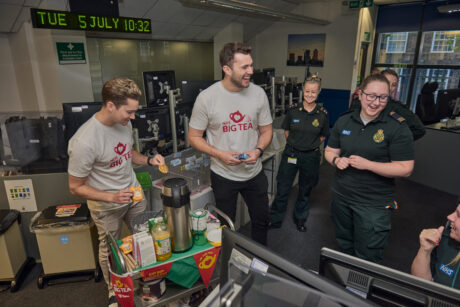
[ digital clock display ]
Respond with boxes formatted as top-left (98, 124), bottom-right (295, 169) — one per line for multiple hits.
top-left (31, 8), bottom-right (151, 34)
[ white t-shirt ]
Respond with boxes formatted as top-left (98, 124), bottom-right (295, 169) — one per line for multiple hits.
top-left (189, 82), bottom-right (272, 181)
top-left (68, 115), bottom-right (139, 211)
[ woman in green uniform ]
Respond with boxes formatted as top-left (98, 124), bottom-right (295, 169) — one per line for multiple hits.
top-left (324, 74), bottom-right (414, 263)
top-left (270, 75), bottom-right (329, 232)
top-left (411, 198), bottom-right (460, 289)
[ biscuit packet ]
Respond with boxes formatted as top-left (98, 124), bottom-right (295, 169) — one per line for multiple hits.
top-left (130, 186), bottom-right (144, 203)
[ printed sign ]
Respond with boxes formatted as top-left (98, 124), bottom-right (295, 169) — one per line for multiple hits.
top-left (193, 247), bottom-right (220, 287)
top-left (139, 262), bottom-right (173, 282)
top-left (4, 179), bottom-right (38, 212)
top-left (56, 42), bottom-right (86, 64)
top-left (110, 271), bottom-right (134, 307)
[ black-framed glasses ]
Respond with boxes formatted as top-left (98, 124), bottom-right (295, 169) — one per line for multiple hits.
top-left (362, 91), bottom-right (389, 103)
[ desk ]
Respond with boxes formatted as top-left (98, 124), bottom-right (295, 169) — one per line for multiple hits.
top-left (407, 123), bottom-right (460, 195)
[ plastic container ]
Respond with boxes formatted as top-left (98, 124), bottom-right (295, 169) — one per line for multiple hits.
top-left (131, 211), bottom-right (162, 234)
top-left (150, 217), bottom-right (172, 261)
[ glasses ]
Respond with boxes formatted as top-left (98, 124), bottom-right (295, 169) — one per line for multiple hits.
top-left (362, 91), bottom-right (389, 103)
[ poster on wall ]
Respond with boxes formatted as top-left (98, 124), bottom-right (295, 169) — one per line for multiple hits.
top-left (287, 34), bottom-right (326, 67)
top-left (4, 179), bottom-right (38, 212)
top-left (56, 42), bottom-right (86, 64)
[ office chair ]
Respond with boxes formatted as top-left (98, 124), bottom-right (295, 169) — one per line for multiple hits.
top-left (415, 81), bottom-right (438, 124)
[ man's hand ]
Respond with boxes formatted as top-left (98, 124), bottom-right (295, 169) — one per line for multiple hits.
top-left (150, 154), bottom-right (165, 166)
top-left (216, 150), bottom-right (242, 166)
top-left (243, 149), bottom-right (260, 165)
top-left (111, 189), bottom-right (134, 204)
top-left (419, 226), bottom-right (444, 252)
top-left (335, 157), bottom-right (350, 170)
top-left (349, 155), bottom-right (370, 170)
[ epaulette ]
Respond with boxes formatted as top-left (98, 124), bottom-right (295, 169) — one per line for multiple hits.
top-left (389, 111), bottom-right (406, 123)
top-left (319, 106), bottom-right (328, 116)
top-left (287, 103), bottom-right (299, 110)
top-left (338, 109), bottom-right (354, 118)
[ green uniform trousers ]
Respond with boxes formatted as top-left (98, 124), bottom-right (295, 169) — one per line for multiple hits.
top-left (270, 146), bottom-right (320, 226)
top-left (331, 194), bottom-right (392, 264)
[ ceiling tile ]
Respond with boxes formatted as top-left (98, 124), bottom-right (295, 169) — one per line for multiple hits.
top-left (0, 4), bottom-right (22, 32)
top-left (144, 0), bottom-right (182, 22)
top-left (168, 6), bottom-right (203, 25)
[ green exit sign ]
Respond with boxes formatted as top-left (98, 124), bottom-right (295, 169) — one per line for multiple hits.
top-left (349, 0), bottom-right (373, 9)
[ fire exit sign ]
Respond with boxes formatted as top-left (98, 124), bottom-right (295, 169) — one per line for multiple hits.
top-left (349, 0), bottom-right (373, 9)
top-left (56, 42), bottom-right (86, 64)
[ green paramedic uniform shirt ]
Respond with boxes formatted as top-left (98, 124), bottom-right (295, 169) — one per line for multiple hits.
top-left (327, 108), bottom-right (414, 206)
top-left (350, 97), bottom-right (425, 140)
top-left (430, 227), bottom-right (460, 289)
top-left (282, 104), bottom-right (330, 151)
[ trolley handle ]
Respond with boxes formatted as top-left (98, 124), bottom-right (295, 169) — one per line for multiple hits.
top-left (204, 203), bottom-right (235, 231)
top-left (106, 232), bottom-right (127, 274)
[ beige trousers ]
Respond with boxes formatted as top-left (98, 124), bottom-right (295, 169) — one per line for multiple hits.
top-left (89, 201), bottom-right (146, 284)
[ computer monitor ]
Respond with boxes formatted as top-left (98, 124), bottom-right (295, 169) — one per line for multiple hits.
top-left (174, 103), bottom-right (192, 139)
top-left (319, 247), bottom-right (460, 306)
top-left (131, 107), bottom-right (171, 141)
top-left (251, 71), bottom-right (266, 85)
top-left (180, 80), bottom-right (215, 106)
top-left (263, 68), bottom-right (275, 84)
top-left (143, 70), bottom-right (176, 108)
top-left (62, 102), bottom-right (102, 144)
top-left (220, 228), bottom-right (373, 306)
top-left (436, 88), bottom-right (460, 120)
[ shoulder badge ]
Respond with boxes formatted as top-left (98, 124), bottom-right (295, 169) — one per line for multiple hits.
top-left (389, 111), bottom-right (405, 123)
top-left (319, 106), bottom-right (328, 116)
top-left (287, 103), bottom-right (299, 110)
top-left (338, 109), bottom-right (354, 118)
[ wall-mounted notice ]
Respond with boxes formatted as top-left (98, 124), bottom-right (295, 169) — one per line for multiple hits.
top-left (4, 179), bottom-right (38, 212)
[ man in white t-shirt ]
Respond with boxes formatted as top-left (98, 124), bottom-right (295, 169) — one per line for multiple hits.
top-left (68, 78), bottom-right (164, 306)
top-left (188, 42), bottom-right (273, 245)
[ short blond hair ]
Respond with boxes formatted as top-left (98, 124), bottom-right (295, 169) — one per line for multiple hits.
top-left (101, 77), bottom-right (141, 108)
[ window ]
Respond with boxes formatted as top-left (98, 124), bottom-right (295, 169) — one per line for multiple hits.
top-left (431, 31), bottom-right (456, 53)
top-left (376, 32), bottom-right (417, 65)
top-left (386, 32), bottom-right (408, 53)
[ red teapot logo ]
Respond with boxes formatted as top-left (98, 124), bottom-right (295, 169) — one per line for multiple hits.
top-left (229, 111), bottom-right (245, 123)
top-left (114, 142), bottom-right (126, 155)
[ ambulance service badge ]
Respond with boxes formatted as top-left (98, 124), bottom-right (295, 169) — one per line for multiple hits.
top-left (373, 129), bottom-right (384, 143)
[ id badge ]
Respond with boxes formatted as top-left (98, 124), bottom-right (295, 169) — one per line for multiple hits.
top-left (287, 157), bottom-right (297, 165)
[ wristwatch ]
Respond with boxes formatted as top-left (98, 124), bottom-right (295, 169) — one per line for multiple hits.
top-left (256, 147), bottom-right (264, 157)
top-left (146, 155), bottom-right (153, 166)
top-left (332, 156), bottom-right (339, 166)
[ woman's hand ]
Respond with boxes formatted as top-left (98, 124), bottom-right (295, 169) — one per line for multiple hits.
top-left (335, 157), bottom-right (350, 170)
top-left (349, 155), bottom-right (371, 170)
top-left (419, 226), bottom-right (444, 252)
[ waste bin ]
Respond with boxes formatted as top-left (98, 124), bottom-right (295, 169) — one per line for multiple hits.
top-left (0, 209), bottom-right (35, 292)
top-left (30, 203), bottom-right (101, 288)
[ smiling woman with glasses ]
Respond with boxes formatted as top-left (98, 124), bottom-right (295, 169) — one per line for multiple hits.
top-left (324, 74), bottom-right (415, 264)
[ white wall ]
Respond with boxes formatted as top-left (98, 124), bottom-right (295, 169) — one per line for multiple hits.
top-left (51, 30), bottom-right (94, 103)
top-left (213, 23), bottom-right (243, 80)
top-left (350, 7), bottom-right (378, 91)
top-left (250, 1), bottom-right (360, 90)
top-left (0, 34), bottom-right (21, 113)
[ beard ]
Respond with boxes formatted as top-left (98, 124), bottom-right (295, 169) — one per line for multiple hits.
top-left (230, 74), bottom-right (249, 89)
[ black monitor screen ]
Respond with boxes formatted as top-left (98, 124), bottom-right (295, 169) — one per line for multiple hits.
top-left (319, 247), bottom-right (460, 306)
top-left (131, 107), bottom-right (171, 141)
top-left (263, 67), bottom-right (275, 82)
top-left (251, 71), bottom-right (266, 85)
top-left (180, 80), bottom-right (215, 106)
top-left (143, 71), bottom-right (176, 108)
top-left (220, 228), bottom-right (373, 306)
top-left (436, 88), bottom-right (460, 120)
top-left (62, 102), bottom-right (102, 143)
